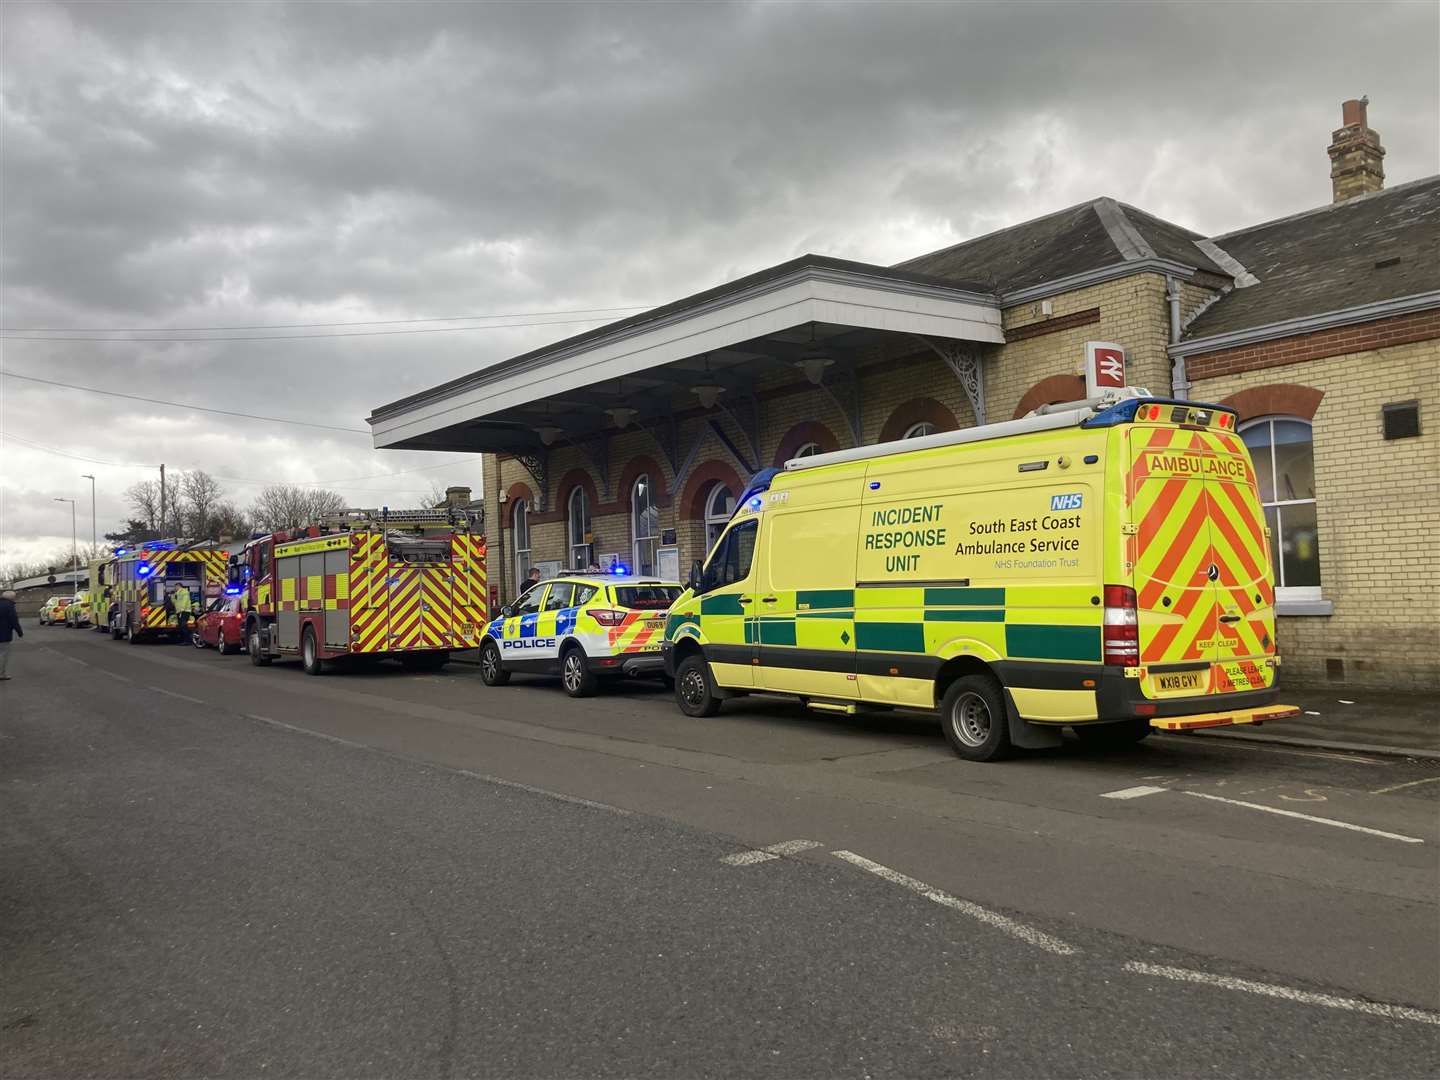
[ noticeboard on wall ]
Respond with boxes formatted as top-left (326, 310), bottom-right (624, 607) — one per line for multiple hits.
top-left (657, 546), bottom-right (680, 582)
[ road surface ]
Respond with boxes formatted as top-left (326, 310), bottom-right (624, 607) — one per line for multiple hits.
top-left (3, 625), bottom-right (1437, 1077)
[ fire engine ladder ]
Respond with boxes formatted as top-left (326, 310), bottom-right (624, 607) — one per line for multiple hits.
top-left (318, 507), bottom-right (477, 531)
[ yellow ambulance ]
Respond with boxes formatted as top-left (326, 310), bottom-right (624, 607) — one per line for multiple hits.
top-left (662, 389), bottom-right (1297, 761)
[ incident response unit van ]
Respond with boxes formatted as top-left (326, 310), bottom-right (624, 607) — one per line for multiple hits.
top-left (661, 389), bottom-right (1298, 761)
top-left (109, 541), bottom-right (229, 643)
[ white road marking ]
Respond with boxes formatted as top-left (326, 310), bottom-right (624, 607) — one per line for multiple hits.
top-left (1122, 961), bottom-right (1440, 1026)
top-left (721, 839), bottom-right (823, 865)
top-left (1370, 776), bottom-right (1440, 796)
top-left (831, 850), bottom-right (1077, 956)
top-left (1183, 791), bottom-right (1424, 844)
top-left (242, 714), bottom-right (629, 815)
top-left (99, 669), bottom-right (133, 684)
top-left (148, 686), bottom-right (205, 705)
top-left (1100, 785), bottom-right (1169, 800)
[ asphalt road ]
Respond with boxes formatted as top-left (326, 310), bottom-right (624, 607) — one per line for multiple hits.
top-left (3, 625), bottom-right (1438, 1078)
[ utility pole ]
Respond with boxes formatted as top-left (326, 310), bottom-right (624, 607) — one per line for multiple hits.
top-left (54, 497), bottom-right (77, 586)
top-left (81, 473), bottom-right (96, 553)
top-left (159, 463), bottom-right (166, 539)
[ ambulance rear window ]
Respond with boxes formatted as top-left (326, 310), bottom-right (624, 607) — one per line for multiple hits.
top-left (612, 584), bottom-right (682, 610)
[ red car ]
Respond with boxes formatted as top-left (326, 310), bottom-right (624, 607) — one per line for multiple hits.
top-left (192, 595), bottom-right (245, 654)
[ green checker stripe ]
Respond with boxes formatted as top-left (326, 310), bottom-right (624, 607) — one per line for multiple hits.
top-left (701, 595), bottom-right (746, 616)
top-left (924, 587), bottom-right (1006, 607)
top-left (666, 614), bottom-right (701, 638)
top-left (797, 610), bottom-right (854, 620)
top-left (796, 589), bottom-right (854, 610)
top-left (924, 609), bottom-right (1005, 623)
top-left (1005, 624), bottom-right (1101, 662)
top-left (855, 622), bottom-right (926, 653)
top-left (757, 618), bottom-right (797, 646)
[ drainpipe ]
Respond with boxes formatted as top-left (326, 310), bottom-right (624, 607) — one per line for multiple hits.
top-left (1166, 276), bottom-right (1190, 400)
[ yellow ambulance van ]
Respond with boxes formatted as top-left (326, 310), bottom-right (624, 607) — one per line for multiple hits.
top-left (662, 389), bottom-right (1298, 761)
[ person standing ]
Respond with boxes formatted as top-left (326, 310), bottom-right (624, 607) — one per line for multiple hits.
top-left (172, 583), bottom-right (194, 642)
top-left (0, 590), bottom-right (23, 680)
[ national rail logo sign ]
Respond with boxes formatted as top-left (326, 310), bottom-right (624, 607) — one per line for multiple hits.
top-left (1084, 341), bottom-right (1126, 397)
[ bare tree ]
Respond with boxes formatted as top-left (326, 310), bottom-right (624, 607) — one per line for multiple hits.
top-left (248, 485), bottom-right (348, 532)
top-left (420, 481), bottom-right (452, 508)
top-left (179, 470), bottom-right (225, 538)
top-left (123, 475), bottom-right (181, 535)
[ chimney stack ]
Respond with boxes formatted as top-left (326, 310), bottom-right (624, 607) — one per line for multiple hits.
top-left (1327, 97), bottom-right (1385, 203)
top-left (444, 485), bottom-right (472, 508)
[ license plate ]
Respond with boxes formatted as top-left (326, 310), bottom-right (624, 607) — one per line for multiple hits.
top-left (1154, 670), bottom-right (1204, 694)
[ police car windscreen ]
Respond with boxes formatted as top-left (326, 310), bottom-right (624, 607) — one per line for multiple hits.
top-left (613, 584), bottom-right (682, 610)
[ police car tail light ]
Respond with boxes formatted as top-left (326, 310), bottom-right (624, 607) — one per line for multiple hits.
top-left (589, 608), bottom-right (627, 627)
top-left (1102, 584), bottom-right (1139, 666)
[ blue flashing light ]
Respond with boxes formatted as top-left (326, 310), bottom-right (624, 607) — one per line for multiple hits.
top-left (136, 563), bottom-right (153, 577)
top-left (113, 547), bottom-right (128, 556)
top-left (746, 495), bottom-right (764, 511)
top-left (224, 586), bottom-right (243, 596)
top-left (1081, 398), bottom-right (1147, 427)
top-left (613, 563), bottom-right (629, 576)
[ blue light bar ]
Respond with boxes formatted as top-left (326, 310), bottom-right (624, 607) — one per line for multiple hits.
top-left (136, 563), bottom-right (153, 577)
top-left (224, 586), bottom-right (242, 595)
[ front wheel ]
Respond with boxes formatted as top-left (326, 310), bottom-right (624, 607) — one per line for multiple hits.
top-left (126, 622), bottom-right (141, 645)
top-left (248, 624), bottom-right (272, 666)
top-left (940, 674), bottom-right (1012, 762)
top-left (479, 641), bottom-right (510, 686)
top-left (191, 631), bottom-right (206, 649)
top-left (674, 654), bottom-right (722, 718)
top-left (560, 645), bottom-right (596, 698)
top-left (1073, 718), bottom-right (1152, 748)
top-left (301, 627), bottom-right (324, 676)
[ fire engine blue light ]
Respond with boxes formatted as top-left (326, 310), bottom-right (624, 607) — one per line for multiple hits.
top-left (137, 563), bottom-right (153, 577)
top-left (114, 547), bottom-right (128, 555)
top-left (224, 586), bottom-right (242, 595)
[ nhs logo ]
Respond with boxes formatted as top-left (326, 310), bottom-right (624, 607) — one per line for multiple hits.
top-left (1050, 493), bottom-right (1084, 511)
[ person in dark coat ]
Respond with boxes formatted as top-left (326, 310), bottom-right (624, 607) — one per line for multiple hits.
top-left (0, 590), bottom-right (23, 680)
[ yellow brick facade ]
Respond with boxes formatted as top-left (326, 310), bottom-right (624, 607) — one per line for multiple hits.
top-left (1192, 338), bottom-right (1440, 690)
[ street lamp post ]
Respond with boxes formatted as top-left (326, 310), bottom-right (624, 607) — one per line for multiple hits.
top-left (54, 497), bottom-right (78, 589)
top-left (81, 474), bottom-right (97, 554)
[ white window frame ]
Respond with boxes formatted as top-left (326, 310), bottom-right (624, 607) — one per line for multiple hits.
top-left (794, 442), bottom-right (821, 458)
top-left (631, 473), bottom-right (659, 576)
top-left (511, 499), bottom-right (531, 596)
top-left (703, 482), bottom-right (735, 552)
top-left (567, 486), bottom-right (592, 570)
top-left (1239, 415), bottom-right (1326, 610)
top-left (903, 421), bottom-right (937, 439)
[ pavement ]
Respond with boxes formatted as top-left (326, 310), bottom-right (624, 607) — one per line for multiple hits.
top-left (3, 625), bottom-right (1439, 1078)
top-left (1197, 684), bottom-right (1440, 757)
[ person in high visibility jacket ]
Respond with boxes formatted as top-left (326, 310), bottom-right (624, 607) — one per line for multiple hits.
top-left (171, 584), bottom-right (194, 642)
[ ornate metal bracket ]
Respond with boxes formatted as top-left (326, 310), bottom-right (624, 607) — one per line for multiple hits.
top-left (563, 434), bottom-right (612, 501)
top-left (515, 450), bottom-right (549, 512)
top-left (706, 418), bottom-right (756, 476)
top-left (816, 364), bottom-right (862, 445)
top-left (711, 392), bottom-right (761, 475)
top-left (915, 335), bottom-right (986, 426)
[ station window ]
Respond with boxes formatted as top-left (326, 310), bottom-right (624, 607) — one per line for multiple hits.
top-left (703, 483), bottom-right (735, 551)
top-left (794, 442), bottom-right (821, 458)
top-left (512, 499), bottom-right (530, 593)
top-left (903, 422), bottom-right (937, 439)
top-left (632, 474), bottom-right (659, 577)
top-left (567, 487), bottom-right (592, 570)
top-left (1240, 416), bottom-right (1322, 598)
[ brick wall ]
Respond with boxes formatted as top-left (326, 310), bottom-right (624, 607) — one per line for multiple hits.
top-left (1193, 336), bottom-right (1440, 690)
top-left (1186, 308), bottom-right (1440, 380)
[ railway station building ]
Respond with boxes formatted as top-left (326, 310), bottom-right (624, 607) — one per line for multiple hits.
top-left (371, 101), bottom-right (1438, 690)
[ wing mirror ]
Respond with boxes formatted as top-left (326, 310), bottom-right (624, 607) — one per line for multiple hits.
top-left (688, 560), bottom-right (703, 593)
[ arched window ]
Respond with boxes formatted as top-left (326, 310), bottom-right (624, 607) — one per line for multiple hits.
top-left (631, 474), bottom-right (659, 576)
top-left (567, 486), bottom-right (592, 570)
top-left (794, 442), bottom-right (821, 458)
top-left (511, 499), bottom-right (531, 594)
top-left (1240, 417), bottom-right (1321, 595)
top-left (704, 483), bottom-right (735, 550)
top-left (903, 421), bottom-right (937, 439)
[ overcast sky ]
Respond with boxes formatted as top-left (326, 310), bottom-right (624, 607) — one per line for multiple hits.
top-left (2, 0), bottom-right (1437, 568)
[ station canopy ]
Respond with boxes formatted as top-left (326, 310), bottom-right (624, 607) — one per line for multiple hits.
top-left (368, 254), bottom-right (1003, 455)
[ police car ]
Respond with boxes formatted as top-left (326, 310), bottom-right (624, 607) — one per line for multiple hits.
top-left (478, 573), bottom-right (683, 697)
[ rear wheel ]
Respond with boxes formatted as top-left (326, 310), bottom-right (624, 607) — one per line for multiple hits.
top-left (561, 645), bottom-right (596, 698)
top-left (1073, 718), bottom-right (1152, 748)
top-left (674, 653), bottom-right (721, 718)
top-left (126, 621), bottom-right (141, 645)
top-left (940, 674), bottom-right (1012, 762)
top-left (301, 627), bottom-right (324, 676)
top-left (479, 641), bottom-right (510, 686)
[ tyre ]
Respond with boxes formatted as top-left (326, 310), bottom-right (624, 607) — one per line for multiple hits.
top-left (110, 620), bottom-right (122, 640)
top-left (479, 641), bottom-right (510, 686)
top-left (248, 624), bottom-right (272, 666)
top-left (192, 631), bottom-right (206, 649)
top-left (126, 621), bottom-right (141, 645)
top-left (940, 673), bottom-right (1013, 762)
top-left (217, 635), bottom-right (234, 656)
top-left (301, 627), bottom-right (324, 676)
top-left (1073, 718), bottom-right (1152, 748)
top-left (674, 653), bottom-right (721, 718)
top-left (560, 645), bottom-right (596, 698)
